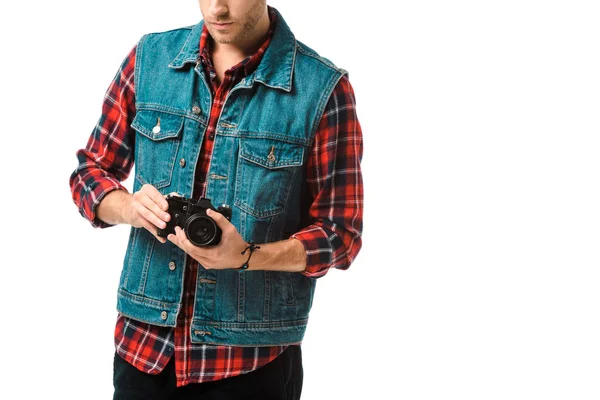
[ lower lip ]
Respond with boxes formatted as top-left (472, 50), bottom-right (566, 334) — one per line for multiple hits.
top-left (213, 23), bottom-right (232, 30)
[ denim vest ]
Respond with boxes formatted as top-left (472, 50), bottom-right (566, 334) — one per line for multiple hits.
top-left (117, 8), bottom-right (347, 346)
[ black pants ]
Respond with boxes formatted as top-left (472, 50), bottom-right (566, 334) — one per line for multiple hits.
top-left (113, 345), bottom-right (303, 400)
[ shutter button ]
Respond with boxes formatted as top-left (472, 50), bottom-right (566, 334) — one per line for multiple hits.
top-left (169, 261), bottom-right (176, 271)
top-left (179, 158), bottom-right (186, 167)
top-left (160, 311), bottom-right (168, 320)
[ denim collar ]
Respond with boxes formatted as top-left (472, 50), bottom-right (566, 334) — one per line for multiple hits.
top-left (168, 6), bottom-right (295, 92)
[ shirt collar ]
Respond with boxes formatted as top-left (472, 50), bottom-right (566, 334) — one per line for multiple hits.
top-left (169, 6), bottom-right (295, 92)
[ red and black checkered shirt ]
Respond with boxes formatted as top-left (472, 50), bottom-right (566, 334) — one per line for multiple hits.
top-left (70, 6), bottom-right (363, 386)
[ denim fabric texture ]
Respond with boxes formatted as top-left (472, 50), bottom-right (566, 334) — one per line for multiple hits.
top-left (116, 7), bottom-right (347, 346)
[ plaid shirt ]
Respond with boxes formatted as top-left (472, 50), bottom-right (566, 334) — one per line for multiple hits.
top-left (69, 6), bottom-right (363, 386)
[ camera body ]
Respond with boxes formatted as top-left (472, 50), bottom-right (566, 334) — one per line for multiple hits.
top-left (157, 195), bottom-right (232, 246)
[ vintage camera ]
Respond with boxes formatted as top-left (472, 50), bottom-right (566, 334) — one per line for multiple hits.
top-left (157, 195), bottom-right (232, 246)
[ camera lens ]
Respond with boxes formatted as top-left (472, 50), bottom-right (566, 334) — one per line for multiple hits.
top-left (184, 214), bottom-right (218, 246)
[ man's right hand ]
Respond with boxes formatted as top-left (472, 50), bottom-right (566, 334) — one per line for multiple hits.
top-left (123, 184), bottom-right (172, 244)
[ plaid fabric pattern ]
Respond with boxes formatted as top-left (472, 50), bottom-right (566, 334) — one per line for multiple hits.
top-left (291, 75), bottom-right (364, 278)
top-left (68, 45), bottom-right (136, 229)
top-left (69, 5), bottom-right (363, 387)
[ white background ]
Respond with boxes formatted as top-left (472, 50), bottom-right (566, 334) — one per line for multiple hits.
top-left (1, 0), bottom-right (599, 399)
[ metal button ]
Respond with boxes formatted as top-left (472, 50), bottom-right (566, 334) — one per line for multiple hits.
top-left (209, 134), bottom-right (215, 140)
top-left (169, 261), bottom-right (176, 271)
top-left (152, 117), bottom-right (161, 134)
top-left (267, 145), bottom-right (276, 162)
top-left (179, 158), bottom-right (186, 167)
top-left (192, 106), bottom-right (201, 115)
top-left (160, 311), bottom-right (168, 320)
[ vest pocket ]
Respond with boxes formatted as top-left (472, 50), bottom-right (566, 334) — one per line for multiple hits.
top-left (235, 137), bottom-right (305, 219)
top-left (132, 109), bottom-right (184, 190)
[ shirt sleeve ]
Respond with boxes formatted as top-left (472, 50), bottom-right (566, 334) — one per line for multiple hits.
top-left (291, 75), bottom-right (364, 278)
top-left (69, 44), bottom-right (137, 228)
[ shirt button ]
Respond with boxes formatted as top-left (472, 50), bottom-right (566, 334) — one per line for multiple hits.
top-left (160, 311), bottom-right (168, 320)
top-left (179, 158), bottom-right (186, 167)
top-left (169, 261), bottom-right (176, 271)
top-left (192, 106), bottom-right (201, 115)
top-left (209, 134), bottom-right (215, 140)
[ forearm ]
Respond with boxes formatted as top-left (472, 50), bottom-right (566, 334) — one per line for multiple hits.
top-left (291, 75), bottom-right (364, 278)
top-left (69, 43), bottom-right (137, 229)
top-left (247, 238), bottom-right (307, 273)
top-left (96, 189), bottom-right (132, 226)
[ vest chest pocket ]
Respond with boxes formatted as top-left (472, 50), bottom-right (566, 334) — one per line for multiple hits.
top-left (132, 109), bottom-right (184, 190)
top-left (235, 137), bottom-right (305, 219)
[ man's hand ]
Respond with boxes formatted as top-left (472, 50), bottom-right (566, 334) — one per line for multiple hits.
top-left (167, 208), bottom-right (248, 269)
top-left (123, 184), bottom-right (172, 244)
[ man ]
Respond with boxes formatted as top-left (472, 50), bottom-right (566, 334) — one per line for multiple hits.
top-left (69, 1), bottom-right (363, 398)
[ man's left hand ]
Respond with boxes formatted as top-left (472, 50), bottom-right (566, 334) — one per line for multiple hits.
top-left (167, 208), bottom-right (248, 270)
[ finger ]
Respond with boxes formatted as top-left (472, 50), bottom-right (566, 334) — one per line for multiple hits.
top-left (167, 232), bottom-right (180, 248)
top-left (166, 192), bottom-right (181, 198)
top-left (142, 184), bottom-right (169, 211)
top-left (168, 227), bottom-right (186, 249)
top-left (141, 220), bottom-right (166, 244)
top-left (139, 193), bottom-right (171, 223)
top-left (174, 226), bottom-right (194, 252)
top-left (168, 227), bottom-right (188, 253)
top-left (206, 208), bottom-right (231, 231)
top-left (134, 201), bottom-right (167, 230)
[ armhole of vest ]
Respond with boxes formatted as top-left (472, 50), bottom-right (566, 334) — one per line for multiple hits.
top-left (307, 70), bottom-right (348, 147)
top-left (134, 34), bottom-right (150, 109)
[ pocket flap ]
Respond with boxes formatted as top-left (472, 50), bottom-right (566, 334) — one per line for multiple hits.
top-left (132, 110), bottom-right (184, 141)
top-left (239, 138), bottom-right (305, 169)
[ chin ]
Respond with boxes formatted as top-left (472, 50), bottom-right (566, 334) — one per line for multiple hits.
top-left (214, 37), bottom-right (235, 45)
top-left (214, 34), bottom-right (237, 45)
top-left (209, 30), bottom-right (232, 43)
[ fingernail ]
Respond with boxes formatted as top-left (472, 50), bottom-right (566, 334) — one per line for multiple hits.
top-left (206, 209), bottom-right (212, 215)
top-left (164, 213), bottom-right (170, 220)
